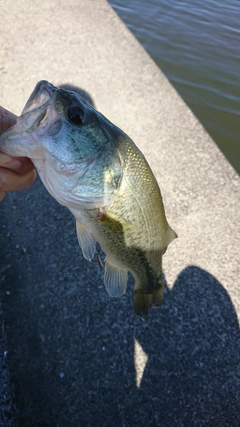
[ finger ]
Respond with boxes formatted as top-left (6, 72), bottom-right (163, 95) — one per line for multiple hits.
top-left (0, 152), bottom-right (35, 175)
top-left (0, 191), bottom-right (6, 202)
top-left (0, 115), bottom-right (17, 133)
top-left (0, 106), bottom-right (17, 133)
top-left (13, 157), bottom-right (35, 175)
top-left (0, 106), bottom-right (17, 119)
top-left (0, 168), bottom-right (36, 194)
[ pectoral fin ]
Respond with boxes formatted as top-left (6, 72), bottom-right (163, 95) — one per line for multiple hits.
top-left (76, 220), bottom-right (96, 261)
top-left (104, 259), bottom-right (128, 297)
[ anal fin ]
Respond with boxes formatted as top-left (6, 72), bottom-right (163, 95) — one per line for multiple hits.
top-left (104, 259), bottom-right (128, 297)
top-left (76, 220), bottom-right (96, 261)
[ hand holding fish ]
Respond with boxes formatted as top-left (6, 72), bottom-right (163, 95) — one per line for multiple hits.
top-left (0, 106), bottom-right (36, 201)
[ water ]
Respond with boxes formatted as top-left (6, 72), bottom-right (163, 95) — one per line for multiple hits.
top-left (109, 0), bottom-right (240, 174)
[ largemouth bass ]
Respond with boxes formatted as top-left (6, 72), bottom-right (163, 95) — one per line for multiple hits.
top-left (0, 81), bottom-right (177, 316)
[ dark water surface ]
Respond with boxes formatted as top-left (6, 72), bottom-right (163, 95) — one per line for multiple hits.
top-left (109, 0), bottom-right (240, 174)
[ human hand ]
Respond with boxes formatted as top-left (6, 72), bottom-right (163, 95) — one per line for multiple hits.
top-left (0, 106), bottom-right (36, 202)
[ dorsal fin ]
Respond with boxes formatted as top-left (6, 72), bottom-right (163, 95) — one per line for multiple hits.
top-left (166, 225), bottom-right (178, 246)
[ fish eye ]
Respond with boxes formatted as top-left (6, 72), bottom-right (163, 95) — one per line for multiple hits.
top-left (67, 105), bottom-right (85, 125)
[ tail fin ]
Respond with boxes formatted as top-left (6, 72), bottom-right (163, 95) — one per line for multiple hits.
top-left (133, 278), bottom-right (164, 317)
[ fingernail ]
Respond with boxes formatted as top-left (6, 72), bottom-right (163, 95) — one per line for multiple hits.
top-left (8, 159), bottom-right (22, 170)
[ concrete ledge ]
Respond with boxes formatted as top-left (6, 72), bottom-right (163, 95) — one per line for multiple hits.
top-left (0, 0), bottom-right (240, 425)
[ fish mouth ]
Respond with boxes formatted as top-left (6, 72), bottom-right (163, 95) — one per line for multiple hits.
top-left (21, 81), bottom-right (62, 137)
top-left (0, 81), bottom-right (59, 157)
top-left (22, 80), bottom-right (56, 115)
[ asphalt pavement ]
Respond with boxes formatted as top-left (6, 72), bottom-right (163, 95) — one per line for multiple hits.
top-left (0, 1), bottom-right (240, 426)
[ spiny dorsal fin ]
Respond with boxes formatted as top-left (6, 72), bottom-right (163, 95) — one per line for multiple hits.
top-left (76, 220), bottom-right (96, 261)
top-left (104, 259), bottom-right (128, 297)
top-left (166, 225), bottom-right (178, 246)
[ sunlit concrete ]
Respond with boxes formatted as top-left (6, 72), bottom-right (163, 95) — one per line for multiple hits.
top-left (134, 339), bottom-right (148, 388)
